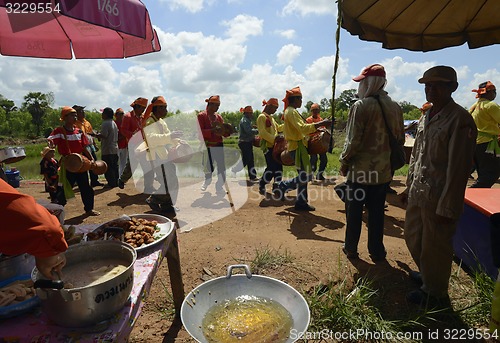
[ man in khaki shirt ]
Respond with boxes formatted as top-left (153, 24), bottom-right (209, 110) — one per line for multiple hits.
top-left (403, 66), bottom-right (477, 306)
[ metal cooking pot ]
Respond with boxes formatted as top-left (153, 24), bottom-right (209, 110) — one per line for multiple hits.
top-left (0, 146), bottom-right (26, 164)
top-left (181, 264), bottom-right (310, 343)
top-left (0, 253), bottom-right (35, 282)
top-left (32, 240), bottom-right (136, 327)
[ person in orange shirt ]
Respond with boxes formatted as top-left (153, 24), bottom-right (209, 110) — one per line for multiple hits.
top-left (306, 103), bottom-right (328, 181)
top-left (74, 105), bottom-right (103, 187)
top-left (197, 95), bottom-right (231, 195)
top-left (117, 97), bottom-right (151, 191)
top-left (0, 179), bottom-right (67, 280)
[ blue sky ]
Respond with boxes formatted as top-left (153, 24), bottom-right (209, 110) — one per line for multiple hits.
top-left (1, 0), bottom-right (499, 114)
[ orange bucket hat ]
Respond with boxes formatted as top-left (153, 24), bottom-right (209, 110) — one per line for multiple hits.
top-left (60, 106), bottom-right (77, 121)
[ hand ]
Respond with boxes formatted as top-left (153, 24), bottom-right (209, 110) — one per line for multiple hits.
top-left (35, 253), bottom-right (66, 280)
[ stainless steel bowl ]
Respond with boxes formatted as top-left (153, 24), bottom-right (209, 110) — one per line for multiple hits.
top-left (181, 264), bottom-right (310, 343)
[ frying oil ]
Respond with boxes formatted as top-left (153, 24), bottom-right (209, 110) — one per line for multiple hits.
top-left (202, 295), bottom-right (293, 343)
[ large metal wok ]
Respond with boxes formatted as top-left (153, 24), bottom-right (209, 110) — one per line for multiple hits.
top-left (32, 240), bottom-right (136, 327)
top-left (181, 264), bottom-right (310, 343)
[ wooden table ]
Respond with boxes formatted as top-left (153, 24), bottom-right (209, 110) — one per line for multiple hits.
top-left (453, 188), bottom-right (500, 279)
top-left (0, 224), bottom-right (184, 342)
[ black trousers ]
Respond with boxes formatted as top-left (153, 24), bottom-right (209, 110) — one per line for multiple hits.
top-left (344, 181), bottom-right (388, 258)
top-left (260, 148), bottom-right (283, 186)
top-left (56, 170), bottom-right (94, 212)
top-left (310, 153), bottom-right (327, 177)
top-left (471, 142), bottom-right (500, 188)
top-left (237, 141), bottom-right (257, 179)
top-left (102, 154), bottom-right (119, 187)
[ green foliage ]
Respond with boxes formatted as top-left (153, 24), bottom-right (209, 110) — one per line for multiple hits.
top-left (307, 278), bottom-right (409, 342)
top-left (248, 245), bottom-right (294, 274)
top-left (399, 100), bottom-right (418, 113)
top-left (85, 110), bottom-right (103, 130)
top-left (22, 91), bottom-right (54, 137)
top-left (335, 89), bottom-right (357, 112)
top-left (404, 109), bottom-right (422, 120)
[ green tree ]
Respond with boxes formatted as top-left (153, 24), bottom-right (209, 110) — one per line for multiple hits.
top-left (335, 89), bottom-right (357, 112)
top-left (320, 98), bottom-right (332, 112)
top-left (22, 91), bottom-right (54, 137)
top-left (304, 101), bottom-right (314, 112)
top-left (398, 100), bottom-right (418, 113)
top-left (0, 95), bottom-right (17, 119)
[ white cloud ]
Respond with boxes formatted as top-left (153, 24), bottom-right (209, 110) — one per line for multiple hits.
top-left (282, 0), bottom-right (335, 16)
top-left (276, 44), bottom-right (302, 66)
top-left (163, 0), bottom-right (206, 13)
top-left (275, 29), bottom-right (296, 40)
top-left (221, 14), bottom-right (263, 43)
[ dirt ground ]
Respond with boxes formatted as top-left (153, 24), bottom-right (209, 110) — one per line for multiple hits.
top-left (17, 175), bottom-right (482, 342)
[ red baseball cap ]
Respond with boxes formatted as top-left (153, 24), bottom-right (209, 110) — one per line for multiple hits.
top-left (352, 64), bottom-right (386, 82)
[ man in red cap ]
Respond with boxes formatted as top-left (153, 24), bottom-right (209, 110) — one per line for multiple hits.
top-left (198, 95), bottom-right (231, 195)
top-left (306, 103), bottom-right (328, 181)
top-left (469, 81), bottom-right (500, 188)
top-left (403, 65), bottom-right (477, 306)
top-left (232, 106), bottom-right (258, 181)
top-left (277, 87), bottom-right (331, 210)
top-left (340, 64), bottom-right (404, 262)
top-left (257, 98), bottom-right (283, 195)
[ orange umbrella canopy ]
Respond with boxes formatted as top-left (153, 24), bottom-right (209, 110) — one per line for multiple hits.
top-left (341, 0), bottom-right (500, 52)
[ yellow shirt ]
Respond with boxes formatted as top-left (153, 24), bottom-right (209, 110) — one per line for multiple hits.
top-left (470, 98), bottom-right (500, 144)
top-left (143, 115), bottom-right (174, 161)
top-left (283, 106), bottom-right (316, 151)
top-left (256, 112), bottom-right (282, 148)
top-left (75, 119), bottom-right (93, 134)
top-left (75, 119), bottom-right (94, 146)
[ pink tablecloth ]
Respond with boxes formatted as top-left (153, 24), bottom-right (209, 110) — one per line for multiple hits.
top-left (0, 224), bottom-right (171, 343)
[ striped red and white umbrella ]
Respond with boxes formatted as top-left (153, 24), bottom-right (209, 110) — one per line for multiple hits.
top-left (0, 0), bottom-right (161, 59)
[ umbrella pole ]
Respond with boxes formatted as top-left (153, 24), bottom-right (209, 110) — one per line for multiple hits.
top-left (328, 0), bottom-right (342, 153)
top-left (206, 144), bottom-right (236, 213)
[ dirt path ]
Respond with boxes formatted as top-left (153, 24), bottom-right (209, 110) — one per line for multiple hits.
top-left (19, 176), bottom-right (430, 342)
